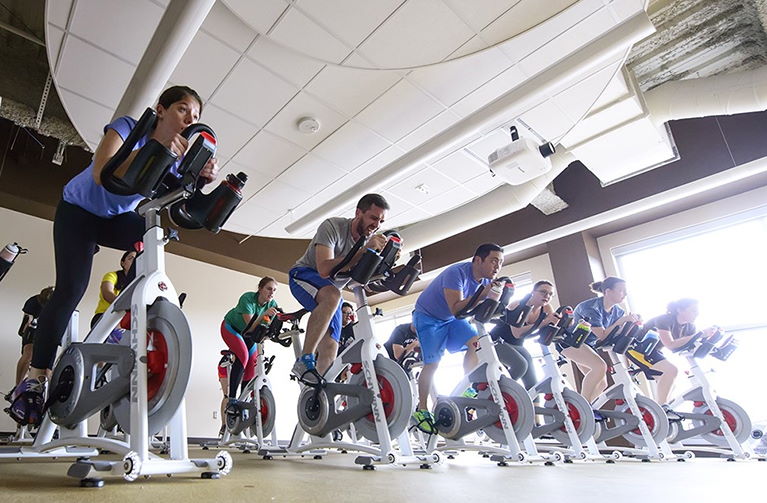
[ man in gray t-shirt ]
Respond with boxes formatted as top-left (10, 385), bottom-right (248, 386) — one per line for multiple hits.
top-left (289, 194), bottom-right (389, 381)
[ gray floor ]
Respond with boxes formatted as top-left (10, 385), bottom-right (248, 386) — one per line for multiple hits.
top-left (0, 447), bottom-right (764, 501)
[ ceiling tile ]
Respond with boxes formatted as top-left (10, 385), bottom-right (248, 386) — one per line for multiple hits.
top-left (356, 0), bottom-right (474, 69)
top-left (480, 0), bottom-right (579, 48)
top-left (247, 37), bottom-right (324, 88)
top-left (342, 146), bottom-right (407, 190)
top-left (232, 130), bottom-right (306, 179)
top-left (46, 26), bottom-right (66, 71)
top-left (56, 36), bottom-right (134, 108)
top-left (395, 109), bottom-right (461, 153)
top-left (47, 0), bottom-right (73, 29)
top-left (450, 64), bottom-right (529, 118)
top-left (263, 91), bottom-right (348, 150)
top-left (170, 31), bottom-right (241, 100)
top-left (278, 154), bottom-right (348, 193)
top-left (384, 206), bottom-right (432, 229)
top-left (220, 0), bottom-right (289, 35)
top-left (198, 104), bottom-right (259, 160)
top-left (463, 171), bottom-right (504, 195)
top-left (409, 44), bottom-right (512, 107)
top-left (201, 1), bottom-right (257, 52)
top-left (210, 57), bottom-right (297, 127)
top-left (267, 7), bottom-right (352, 63)
top-left (388, 167), bottom-right (460, 207)
top-left (226, 198), bottom-right (286, 234)
top-left (295, 0), bottom-right (402, 47)
top-left (356, 80), bottom-right (444, 142)
top-left (379, 190), bottom-right (416, 219)
top-left (432, 151), bottom-right (489, 184)
top-left (312, 121), bottom-right (390, 172)
top-left (304, 62), bottom-right (402, 118)
top-left (218, 160), bottom-right (270, 201)
top-left (57, 89), bottom-right (114, 150)
top-left (418, 186), bottom-right (479, 215)
top-left (442, 0), bottom-right (516, 32)
top-left (251, 179), bottom-right (312, 212)
top-left (69, 0), bottom-right (163, 64)
top-left (517, 99), bottom-right (569, 143)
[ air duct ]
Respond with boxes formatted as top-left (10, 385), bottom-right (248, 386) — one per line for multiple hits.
top-left (644, 66), bottom-right (767, 126)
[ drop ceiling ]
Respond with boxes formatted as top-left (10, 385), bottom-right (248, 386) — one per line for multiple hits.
top-left (45, 0), bottom-right (650, 239)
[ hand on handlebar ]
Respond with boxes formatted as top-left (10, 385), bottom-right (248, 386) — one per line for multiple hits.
top-left (619, 313), bottom-right (641, 324)
top-left (365, 233), bottom-right (387, 252)
top-left (156, 132), bottom-right (189, 158)
top-left (264, 307), bottom-right (279, 318)
top-left (542, 311), bottom-right (561, 326)
top-left (199, 157), bottom-right (219, 184)
top-left (702, 326), bottom-right (719, 339)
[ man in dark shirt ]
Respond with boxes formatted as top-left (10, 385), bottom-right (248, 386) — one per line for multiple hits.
top-left (337, 302), bottom-right (356, 355)
top-left (384, 323), bottom-right (419, 363)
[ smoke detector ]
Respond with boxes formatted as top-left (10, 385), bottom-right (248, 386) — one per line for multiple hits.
top-left (297, 116), bottom-right (321, 134)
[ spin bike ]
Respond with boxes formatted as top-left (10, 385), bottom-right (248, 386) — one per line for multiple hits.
top-left (662, 330), bottom-right (759, 460)
top-left (261, 232), bottom-right (440, 469)
top-left (591, 322), bottom-right (679, 461)
top-left (519, 306), bottom-right (602, 461)
top-left (0, 108), bottom-right (244, 484)
top-left (427, 279), bottom-right (552, 466)
top-left (219, 309), bottom-right (305, 452)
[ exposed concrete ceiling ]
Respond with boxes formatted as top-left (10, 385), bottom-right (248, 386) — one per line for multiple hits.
top-left (628, 0), bottom-right (767, 91)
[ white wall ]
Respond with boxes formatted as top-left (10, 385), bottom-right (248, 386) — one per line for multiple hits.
top-left (0, 207), bottom-right (303, 438)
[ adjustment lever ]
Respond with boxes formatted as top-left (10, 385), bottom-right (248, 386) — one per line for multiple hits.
top-left (164, 228), bottom-right (180, 243)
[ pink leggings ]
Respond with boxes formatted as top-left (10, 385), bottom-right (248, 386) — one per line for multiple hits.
top-left (220, 321), bottom-right (258, 396)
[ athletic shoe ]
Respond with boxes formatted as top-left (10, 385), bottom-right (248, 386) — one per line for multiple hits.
top-left (218, 425), bottom-right (226, 437)
top-left (291, 354), bottom-right (320, 385)
top-left (412, 409), bottom-right (438, 434)
top-left (6, 377), bottom-right (46, 427)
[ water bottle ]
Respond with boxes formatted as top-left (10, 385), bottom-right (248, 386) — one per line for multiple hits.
top-left (0, 242), bottom-right (21, 263)
top-left (567, 319), bottom-right (591, 348)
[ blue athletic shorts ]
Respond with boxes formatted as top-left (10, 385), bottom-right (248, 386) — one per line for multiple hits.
top-left (413, 311), bottom-right (478, 364)
top-left (289, 266), bottom-right (342, 341)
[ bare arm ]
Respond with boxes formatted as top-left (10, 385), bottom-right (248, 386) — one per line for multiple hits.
top-left (444, 285), bottom-right (493, 316)
top-left (100, 280), bottom-right (118, 304)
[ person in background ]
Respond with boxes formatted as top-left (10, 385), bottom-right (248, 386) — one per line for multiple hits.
top-left (5, 287), bottom-right (54, 402)
top-left (383, 322), bottom-right (419, 364)
top-left (90, 250), bottom-right (137, 345)
top-left (220, 277), bottom-right (279, 415)
top-left (490, 280), bottom-right (560, 391)
top-left (626, 298), bottom-right (716, 411)
top-left (568, 277), bottom-right (640, 403)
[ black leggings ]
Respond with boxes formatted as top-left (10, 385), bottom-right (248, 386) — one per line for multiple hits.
top-left (31, 200), bottom-right (144, 370)
top-left (510, 344), bottom-right (537, 391)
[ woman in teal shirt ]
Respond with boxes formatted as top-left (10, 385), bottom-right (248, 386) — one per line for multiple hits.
top-left (220, 277), bottom-right (279, 404)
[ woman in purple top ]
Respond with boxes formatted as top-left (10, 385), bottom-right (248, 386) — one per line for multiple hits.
top-left (8, 86), bottom-right (220, 427)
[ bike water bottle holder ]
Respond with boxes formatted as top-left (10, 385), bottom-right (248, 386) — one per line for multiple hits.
top-left (711, 335), bottom-right (737, 361)
top-left (169, 172), bottom-right (247, 233)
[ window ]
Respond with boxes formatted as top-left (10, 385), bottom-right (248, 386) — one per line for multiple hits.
top-left (611, 205), bottom-right (767, 421)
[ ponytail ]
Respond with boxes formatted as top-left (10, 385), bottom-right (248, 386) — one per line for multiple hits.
top-left (589, 276), bottom-right (625, 295)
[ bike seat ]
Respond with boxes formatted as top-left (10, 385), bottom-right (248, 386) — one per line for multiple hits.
top-left (277, 309), bottom-right (308, 322)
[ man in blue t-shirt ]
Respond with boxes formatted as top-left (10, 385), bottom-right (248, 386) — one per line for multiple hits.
top-left (411, 243), bottom-right (504, 433)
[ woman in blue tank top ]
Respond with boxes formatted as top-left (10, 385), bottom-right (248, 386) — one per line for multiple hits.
top-left (7, 86), bottom-right (220, 427)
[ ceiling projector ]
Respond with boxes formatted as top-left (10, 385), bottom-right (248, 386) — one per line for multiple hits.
top-left (488, 126), bottom-right (556, 185)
